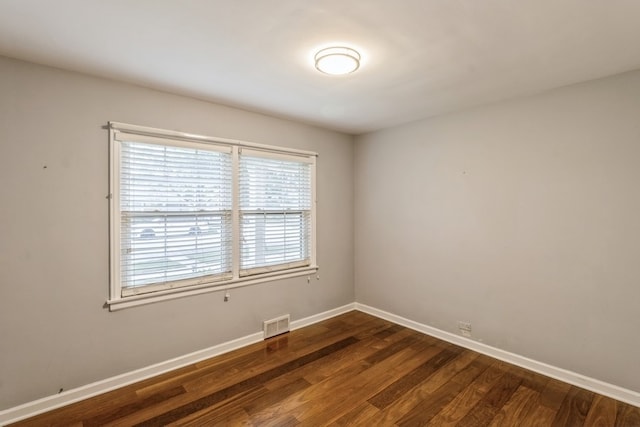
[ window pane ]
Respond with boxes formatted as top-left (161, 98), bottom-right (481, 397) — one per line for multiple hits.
top-left (120, 141), bottom-right (232, 290)
top-left (239, 155), bottom-right (312, 210)
top-left (239, 153), bottom-right (312, 274)
top-left (122, 213), bottom-right (231, 288)
top-left (121, 142), bottom-right (232, 212)
top-left (240, 212), bottom-right (310, 270)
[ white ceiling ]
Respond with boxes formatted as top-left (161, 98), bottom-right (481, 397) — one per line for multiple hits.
top-left (1, 1), bottom-right (640, 134)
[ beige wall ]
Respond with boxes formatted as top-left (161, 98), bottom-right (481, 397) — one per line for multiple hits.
top-left (355, 70), bottom-right (640, 393)
top-left (0, 56), bottom-right (354, 409)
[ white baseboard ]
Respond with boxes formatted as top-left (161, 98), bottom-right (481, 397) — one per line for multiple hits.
top-left (291, 303), bottom-right (356, 331)
top-left (0, 303), bottom-right (355, 426)
top-left (355, 303), bottom-right (640, 408)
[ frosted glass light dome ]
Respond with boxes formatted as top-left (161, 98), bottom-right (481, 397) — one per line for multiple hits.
top-left (314, 47), bottom-right (361, 75)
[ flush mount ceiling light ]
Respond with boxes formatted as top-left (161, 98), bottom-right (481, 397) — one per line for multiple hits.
top-left (314, 46), bottom-right (361, 75)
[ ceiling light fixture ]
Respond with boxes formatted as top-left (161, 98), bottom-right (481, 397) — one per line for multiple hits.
top-left (314, 46), bottom-right (361, 75)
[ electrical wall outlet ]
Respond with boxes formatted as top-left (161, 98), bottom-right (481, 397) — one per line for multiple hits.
top-left (458, 321), bottom-right (472, 338)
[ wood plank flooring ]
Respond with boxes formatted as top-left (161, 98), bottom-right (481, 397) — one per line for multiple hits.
top-left (10, 311), bottom-right (640, 426)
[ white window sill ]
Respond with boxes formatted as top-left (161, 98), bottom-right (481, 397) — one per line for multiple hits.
top-left (106, 265), bottom-right (319, 311)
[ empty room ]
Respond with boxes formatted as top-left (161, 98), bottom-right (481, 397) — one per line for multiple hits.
top-left (1, 1), bottom-right (640, 426)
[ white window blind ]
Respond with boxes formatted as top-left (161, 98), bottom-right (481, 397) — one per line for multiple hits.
top-left (119, 139), bottom-right (233, 295)
top-left (239, 149), bottom-right (312, 276)
top-left (109, 122), bottom-right (317, 310)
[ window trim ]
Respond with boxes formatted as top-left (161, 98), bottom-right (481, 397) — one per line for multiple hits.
top-left (107, 122), bottom-right (318, 311)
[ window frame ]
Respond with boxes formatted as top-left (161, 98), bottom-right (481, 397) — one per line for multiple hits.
top-left (108, 122), bottom-right (318, 311)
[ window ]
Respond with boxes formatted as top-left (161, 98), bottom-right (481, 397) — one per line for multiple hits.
top-left (239, 150), bottom-right (313, 275)
top-left (108, 122), bottom-right (317, 310)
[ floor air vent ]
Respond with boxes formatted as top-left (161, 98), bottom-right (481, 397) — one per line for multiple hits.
top-left (263, 314), bottom-right (290, 339)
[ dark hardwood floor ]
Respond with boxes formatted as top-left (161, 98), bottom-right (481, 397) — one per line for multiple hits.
top-left (10, 311), bottom-right (640, 426)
